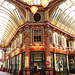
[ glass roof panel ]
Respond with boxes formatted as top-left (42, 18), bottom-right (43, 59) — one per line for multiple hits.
top-left (20, 0), bottom-right (52, 5)
top-left (51, 0), bottom-right (75, 35)
top-left (0, 0), bottom-right (25, 46)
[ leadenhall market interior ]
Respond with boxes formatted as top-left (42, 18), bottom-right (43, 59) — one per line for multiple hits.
top-left (0, 0), bottom-right (75, 75)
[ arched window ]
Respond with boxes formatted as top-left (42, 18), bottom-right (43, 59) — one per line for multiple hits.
top-left (58, 34), bottom-right (62, 46)
top-left (49, 31), bottom-right (52, 43)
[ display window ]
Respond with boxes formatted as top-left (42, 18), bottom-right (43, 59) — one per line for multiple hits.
top-left (5, 60), bottom-right (8, 71)
top-left (69, 56), bottom-right (75, 70)
top-left (50, 52), bottom-right (53, 68)
top-left (11, 57), bottom-right (14, 73)
top-left (21, 52), bottom-right (25, 68)
top-left (56, 54), bottom-right (67, 72)
top-left (15, 55), bottom-right (19, 73)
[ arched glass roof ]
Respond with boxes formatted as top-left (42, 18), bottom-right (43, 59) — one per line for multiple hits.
top-left (50, 0), bottom-right (75, 36)
top-left (20, 0), bottom-right (52, 5)
top-left (0, 0), bottom-right (25, 46)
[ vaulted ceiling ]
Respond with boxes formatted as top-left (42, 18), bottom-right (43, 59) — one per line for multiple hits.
top-left (50, 0), bottom-right (75, 36)
top-left (0, 0), bottom-right (75, 47)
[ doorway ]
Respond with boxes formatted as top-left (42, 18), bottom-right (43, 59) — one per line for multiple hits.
top-left (34, 62), bottom-right (42, 75)
top-left (30, 51), bottom-right (45, 75)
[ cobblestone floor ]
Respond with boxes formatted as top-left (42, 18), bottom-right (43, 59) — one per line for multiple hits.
top-left (0, 71), bottom-right (12, 75)
top-left (0, 71), bottom-right (75, 75)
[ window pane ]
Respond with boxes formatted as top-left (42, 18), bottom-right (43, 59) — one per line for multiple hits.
top-left (34, 29), bottom-right (41, 42)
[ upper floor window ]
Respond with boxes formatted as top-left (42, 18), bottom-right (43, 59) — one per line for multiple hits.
top-left (17, 35), bottom-right (20, 47)
top-left (62, 37), bottom-right (65, 46)
top-left (23, 31), bottom-right (25, 44)
top-left (34, 29), bottom-right (41, 42)
top-left (58, 34), bottom-right (62, 46)
top-left (55, 34), bottom-right (57, 44)
top-left (49, 31), bottom-right (52, 43)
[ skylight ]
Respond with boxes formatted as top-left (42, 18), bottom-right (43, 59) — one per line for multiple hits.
top-left (51, 0), bottom-right (75, 35)
top-left (20, 0), bottom-right (52, 5)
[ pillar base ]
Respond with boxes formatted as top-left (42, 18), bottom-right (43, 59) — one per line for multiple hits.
top-left (13, 69), bottom-right (15, 75)
top-left (67, 69), bottom-right (70, 75)
top-left (18, 70), bottom-right (21, 75)
top-left (9, 69), bottom-right (12, 74)
top-left (7, 69), bottom-right (9, 73)
top-left (45, 68), bottom-right (53, 75)
top-left (0, 68), bottom-right (1, 71)
top-left (55, 70), bottom-right (57, 75)
top-left (23, 68), bottom-right (31, 75)
top-left (2, 67), bottom-right (5, 72)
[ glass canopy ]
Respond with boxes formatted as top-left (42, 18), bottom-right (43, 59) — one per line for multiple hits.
top-left (0, 0), bottom-right (25, 46)
top-left (20, 0), bottom-right (52, 5)
top-left (51, 0), bottom-right (75, 35)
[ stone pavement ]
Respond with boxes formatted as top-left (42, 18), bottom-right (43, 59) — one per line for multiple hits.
top-left (0, 71), bottom-right (12, 75)
top-left (0, 71), bottom-right (75, 75)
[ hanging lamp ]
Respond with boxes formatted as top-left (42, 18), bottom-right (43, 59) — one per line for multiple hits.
top-left (30, 6), bottom-right (38, 14)
top-left (41, 0), bottom-right (49, 8)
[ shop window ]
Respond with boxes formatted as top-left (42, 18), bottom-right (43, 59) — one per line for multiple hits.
top-left (63, 55), bottom-right (67, 71)
top-left (50, 52), bottom-right (53, 68)
top-left (34, 29), bottom-right (41, 42)
top-left (49, 31), bottom-right (52, 43)
top-left (5, 60), bottom-right (8, 71)
top-left (56, 54), bottom-right (67, 72)
top-left (15, 55), bottom-right (19, 72)
top-left (22, 52), bottom-right (25, 68)
top-left (69, 56), bottom-right (74, 70)
top-left (58, 34), bottom-right (62, 46)
top-left (23, 31), bottom-right (26, 44)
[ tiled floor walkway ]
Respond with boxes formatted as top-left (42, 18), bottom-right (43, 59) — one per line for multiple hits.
top-left (0, 71), bottom-right (12, 75)
top-left (0, 71), bottom-right (75, 75)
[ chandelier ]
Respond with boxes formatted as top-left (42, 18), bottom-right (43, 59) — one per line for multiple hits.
top-left (25, 0), bottom-right (49, 14)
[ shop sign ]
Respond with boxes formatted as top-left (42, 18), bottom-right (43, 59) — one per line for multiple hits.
top-left (10, 52), bottom-right (14, 57)
top-left (15, 48), bottom-right (20, 55)
top-left (46, 61), bottom-right (50, 65)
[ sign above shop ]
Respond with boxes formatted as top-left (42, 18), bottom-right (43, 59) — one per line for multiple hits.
top-left (46, 61), bottom-right (50, 65)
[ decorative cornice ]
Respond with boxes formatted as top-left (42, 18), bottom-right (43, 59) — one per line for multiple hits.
top-left (6, 21), bottom-right (75, 47)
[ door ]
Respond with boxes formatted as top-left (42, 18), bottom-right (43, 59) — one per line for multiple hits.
top-left (30, 51), bottom-right (45, 75)
top-left (34, 62), bottom-right (42, 75)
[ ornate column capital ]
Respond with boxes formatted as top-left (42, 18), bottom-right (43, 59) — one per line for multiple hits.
top-left (25, 25), bottom-right (30, 38)
top-left (45, 25), bottom-right (51, 37)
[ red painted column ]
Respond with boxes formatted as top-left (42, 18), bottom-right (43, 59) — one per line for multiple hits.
top-left (45, 26), bottom-right (53, 75)
top-left (23, 26), bottom-right (31, 75)
top-left (2, 53), bottom-right (6, 72)
top-left (18, 53), bottom-right (22, 75)
top-left (67, 54), bottom-right (70, 75)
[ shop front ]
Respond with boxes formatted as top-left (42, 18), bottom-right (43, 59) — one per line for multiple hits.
top-left (21, 52), bottom-right (25, 75)
top-left (5, 60), bottom-right (8, 72)
top-left (56, 53), bottom-right (67, 75)
top-left (15, 55), bottom-right (19, 75)
top-left (30, 51), bottom-right (45, 75)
